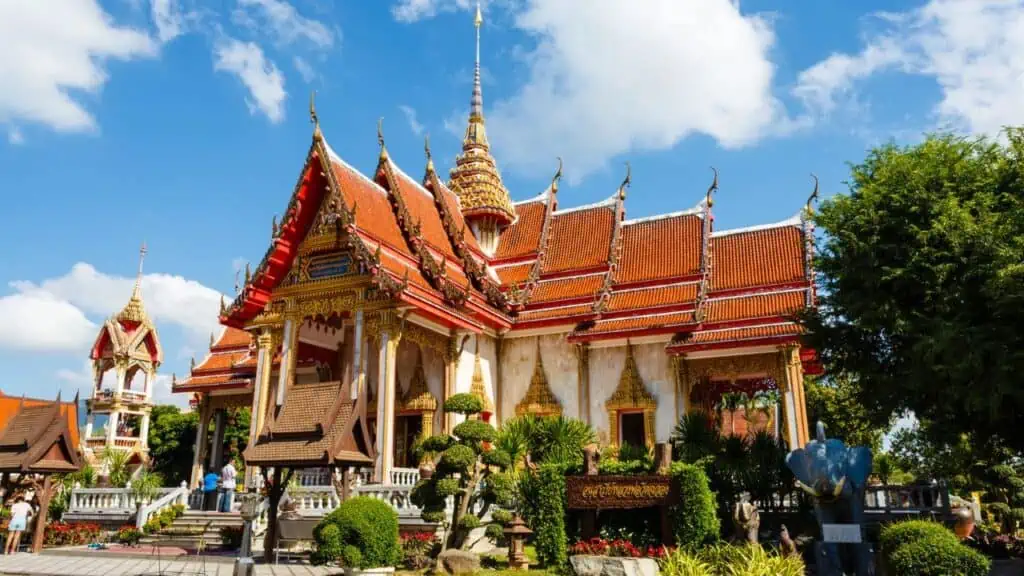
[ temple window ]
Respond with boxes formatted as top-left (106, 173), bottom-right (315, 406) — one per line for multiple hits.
top-left (605, 343), bottom-right (656, 450)
top-left (395, 351), bottom-right (437, 468)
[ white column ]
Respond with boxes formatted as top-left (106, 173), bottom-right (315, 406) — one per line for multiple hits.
top-left (190, 398), bottom-right (212, 488)
top-left (84, 413), bottom-right (95, 440)
top-left (139, 412), bottom-right (151, 448)
top-left (352, 311), bottom-right (363, 402)
top-left (143, 370), bottom-right (154, 398)
top-left (783, 388), bottom-right (799, 451)
top-left (106, 411), bottom-right (120, 446)
top-left (210, 410), bottom-right (226, 470)
top-left (277, 319), bottom-right (296, 407)
top-left (373, 330), bottom-right (398, 485)
top-left (114, 364), bottom-right (127, 394)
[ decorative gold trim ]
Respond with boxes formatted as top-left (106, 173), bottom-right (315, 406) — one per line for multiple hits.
top-left (470, 339), bottom-right (495, 416)
top-left (399, 352), bottom-right (438, 414)
top-left (605, 342), bottom-right (656, 449)
top-left (515, 338), bottom-right (561, 417)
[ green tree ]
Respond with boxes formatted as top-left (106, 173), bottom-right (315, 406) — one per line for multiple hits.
top-left (804, 130), bottom-right (1024, 451)
top-left (410, 393), bottom-right (514, 550)
top-left (803, 376), bottom-right (885, 452)
top-left (147, 405), bottom-right (198, 485)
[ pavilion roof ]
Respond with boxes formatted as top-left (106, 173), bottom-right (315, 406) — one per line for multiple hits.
top-left (0, 393), bottom-right (81, 474)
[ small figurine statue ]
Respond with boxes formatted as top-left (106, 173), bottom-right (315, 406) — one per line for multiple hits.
top-left (786, 422), bottom-right (875, 576)
top-left (780, 525), bottom-right (798, 558)
top-left (732, 498), bottom-right (760, 544)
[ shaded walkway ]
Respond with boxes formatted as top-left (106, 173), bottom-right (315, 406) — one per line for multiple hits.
top-left (0, 552), bottom-right (338, 576)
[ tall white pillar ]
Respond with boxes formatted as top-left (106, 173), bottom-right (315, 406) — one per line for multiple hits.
top-left (210, 410), bottom-right (226, 470)
top-left (352, 311), bottom-right (363, 402)
top-left (373, 329), bottom-right (398, 485)
top-left (139, 411), bottom-right (151, 448)
top-left (277, 319), bottom-right (296, 407)
top-left (84, 413), bottom-right (95, 440)
top-left (106, 411), bottom-right (120, 446)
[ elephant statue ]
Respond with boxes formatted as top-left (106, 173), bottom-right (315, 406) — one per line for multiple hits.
top-left (786, 422), bottom-right (874, 576)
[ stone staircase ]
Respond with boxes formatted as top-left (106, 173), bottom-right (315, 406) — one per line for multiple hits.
top-left (142, 510), bottom-right (243, 550)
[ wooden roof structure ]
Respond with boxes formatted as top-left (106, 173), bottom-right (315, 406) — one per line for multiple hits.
top-left (0, 391), bottom-right (82, 474)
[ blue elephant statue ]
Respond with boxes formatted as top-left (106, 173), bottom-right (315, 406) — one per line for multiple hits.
top-left (786, 422), bottom-right (875, 576)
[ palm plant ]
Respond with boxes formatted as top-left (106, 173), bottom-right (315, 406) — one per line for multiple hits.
top-left (672, 411), bottom-right (721, 464)
top-left (130, 468), bottom-right (164, 506)
top-left (102, 449), bottom-right (132, 487)
top-left (530, 416), bottom-right (596, 467)
top-left (494, 415), bottom-right (537, 472)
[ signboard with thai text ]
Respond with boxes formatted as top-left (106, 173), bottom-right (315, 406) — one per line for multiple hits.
top-left (822, 524), bottom-right (862, 543)
top-left (566, 475), bottom-right (677, 510)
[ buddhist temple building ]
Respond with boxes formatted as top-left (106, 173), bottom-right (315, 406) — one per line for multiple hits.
top-left (83, 245), bottom-right (161, 473)
top-left (175, 5), bottom-right (820, 487)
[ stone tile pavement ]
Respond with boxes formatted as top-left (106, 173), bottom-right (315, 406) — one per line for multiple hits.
top-left (0, 552), bottom-right (341, 576)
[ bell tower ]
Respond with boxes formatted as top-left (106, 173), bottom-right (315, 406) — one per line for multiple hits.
top-left (447, 2), bottom-right (516, 255)
top-left (84, 243), bottom-right (163, 474)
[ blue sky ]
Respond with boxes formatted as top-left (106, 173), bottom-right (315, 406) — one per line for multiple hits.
top-left (1, 0), bottom-right (1022, 410)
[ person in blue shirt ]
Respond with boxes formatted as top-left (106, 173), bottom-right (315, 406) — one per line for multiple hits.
top-left (203, 471), bottom-right (220, 511)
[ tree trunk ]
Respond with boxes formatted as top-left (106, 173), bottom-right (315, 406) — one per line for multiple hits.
top-left (262, 468), bottom-right (283, 563)
top-left (449, 471), bottom-right (481, 550)
top-left (31, 476), bottom-right (53, 553)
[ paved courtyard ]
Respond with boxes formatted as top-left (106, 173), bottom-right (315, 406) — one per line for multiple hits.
top-left (0, 552), bottom-right (339, 576)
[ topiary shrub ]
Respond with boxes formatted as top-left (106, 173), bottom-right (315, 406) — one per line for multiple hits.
top-left (524, 464), bottom-right (567, 569)
top-left (889, 534), bottom-right (990, 576)
top-left (669, 462), bottom-right (719, 548)
top-left (879, 520), bottom-right (958, 557)
top-left (311, 496), bottom-right (400, 568)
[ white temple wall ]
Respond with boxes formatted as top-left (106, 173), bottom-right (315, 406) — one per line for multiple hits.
top-left (499, 333), bottom-right (579, 423)
top-left (587, 342), bottom-right (676, 445)
top-left (452, 333), bottom-right (497, 425)
top-left (394, 338), bottom-right (445, 436)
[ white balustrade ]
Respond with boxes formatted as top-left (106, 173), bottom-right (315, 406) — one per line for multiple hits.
top-left (136, 482), bottom-right (190, 529)
top-left (68, 484), bottom-right (176, 518)
top-left (390, 467), bottom-right (420, 486)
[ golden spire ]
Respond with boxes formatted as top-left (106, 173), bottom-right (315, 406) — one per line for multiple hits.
top-left (515, 338), bottom-right (562, 417)
top-left (806, 173), bottom-right (820, 216)
top-left (705, 167), bottom-right (719, 208)
top-left (117, 243), bottom-right (149, 324)
top-left (447, 0), bottom-right (515, 225)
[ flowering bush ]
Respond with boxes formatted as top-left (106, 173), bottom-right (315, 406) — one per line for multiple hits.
top-left (400, 531), bottom-right (438, 570)
top-left (569, 537), bottom-right (672, 558)
top-left (44, 522), bottom-right (102, 547)
top-left (116, 525), bottom-right (143, 547)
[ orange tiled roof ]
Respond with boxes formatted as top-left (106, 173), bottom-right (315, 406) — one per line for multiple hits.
top-left (530, 274), bottom-right (604, 303)
top-left (616, 214), bottom-right (703, 283)
top-left (574, 310), bottom-right (695, 338)
top-left (330, 160), bottom-right (413, 258)
top-left (517, 304), bottom-right (594, 322)
top-left (390, 165), bottom-right (458, 260)
top-left (212, 327), bottom-right (252, 351)
top-left (685, 322), bottom-right (803, 345)
top-left (495, 200), bottom-right (546, 262)
top-left (174, 375), bottom-right (252, 389)
top-left (0, 393), bottom-right (79, 451)
top-left (705, 289), bottom-right (807, 323)
top-left (192, 351), bottom-right (249, 372)
top-left (605, 282), bottom-right (699, 312)
top-left (711, 225), bottom-right (805, 291)
top-left (435, 180), bottom-right (483, 255)
top-left (541, 205), bottom-right (615, 275)
top-left (495, 263), bottom-right (533, 285)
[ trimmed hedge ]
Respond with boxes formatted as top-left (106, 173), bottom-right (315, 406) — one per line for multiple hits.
top-left (880, 520), bottom-right (957, 556)
top-left (669, 462), bottom-right (719, 548)
top-left (889, 536), bottom-right (990, 576)
top-left (881, 520), bottom-right (990, 576)
top-left (311, 496), bottom-right (400, 568)
top-left (525, 464), bottom-right (568, 569)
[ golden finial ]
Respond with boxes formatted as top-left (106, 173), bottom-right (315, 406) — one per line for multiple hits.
top-left (272, 215), bottom-right (279, 238)
top-left (172, 373), bottom-right (177, 385)
top-left (209, 332), bottom-right (215, 348)
top-left (117, 242), bottom-right (149, 323)
top-left (233, 269), bottom-right (240, 295)
top-left (618, 162), bottom-right (631, 200)
top-left (706, 167), bottom-right (719, 208)
top-left (424, 133), bottom-right (435, 173)
top-left (219, 295), bottom-right (227, 315)
top-left (552, 157), bottom-right (563, 192)
top-left (474, 1), bottom-right (483, 28)
top-left (806, 173), bottom-right (820, 215)
top-left (244, 262), bottom-right (252, 284)
top-left (310, 91), bottom-right (321, 140)
top-left (190, 356), bottom-right (196, 371)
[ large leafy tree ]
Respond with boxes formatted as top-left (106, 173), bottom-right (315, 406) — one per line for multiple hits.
top-left (803, 376), bottom-right (885, 452)
top-left (147, 405), bottom-right (251, 485)
top-left (804, 130), bottom-right (1024, 451)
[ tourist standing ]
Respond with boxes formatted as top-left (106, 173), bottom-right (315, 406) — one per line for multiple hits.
top-left (203, 470), bottom-right (220, 511)
top-left (219, 458), bottom-right (237, 513)
top-left (5, 496), bottom-right (32, 555)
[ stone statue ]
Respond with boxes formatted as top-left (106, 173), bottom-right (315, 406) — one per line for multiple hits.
top-left (779, 525), bottom-right (798, 558)
top-left (786, 422), bottom-right (874, 576)
top-left (732, 498), bottom-right (760, 544)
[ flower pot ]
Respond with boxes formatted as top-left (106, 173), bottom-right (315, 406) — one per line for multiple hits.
top-left (344, 567), bottom-right (395, 576)
top-left (954, 506), bottom-right (975, 540)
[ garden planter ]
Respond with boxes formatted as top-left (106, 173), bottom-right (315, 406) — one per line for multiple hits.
top-left (344, 567), bottom-right (395, 576)
top-left (570, 555), bottom-right (659, 576)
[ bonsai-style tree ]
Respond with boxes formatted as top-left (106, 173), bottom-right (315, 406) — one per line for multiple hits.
top-left (411, 393), bottom-right (515, 550)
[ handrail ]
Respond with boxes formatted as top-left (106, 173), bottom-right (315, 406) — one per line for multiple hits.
top-left (136, 481), bottom-right (190, 529)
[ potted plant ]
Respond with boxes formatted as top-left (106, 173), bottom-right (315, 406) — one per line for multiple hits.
top-left (311, 496), bottom-right (400, 575)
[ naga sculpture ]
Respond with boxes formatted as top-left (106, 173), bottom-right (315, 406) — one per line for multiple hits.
top-left (786, 422), bottom-right (874, 576)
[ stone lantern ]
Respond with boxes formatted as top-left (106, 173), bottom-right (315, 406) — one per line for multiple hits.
top-left (234, 491), bottom-right (262, 576)
top-left (503, 516), bottom-right (533, 570)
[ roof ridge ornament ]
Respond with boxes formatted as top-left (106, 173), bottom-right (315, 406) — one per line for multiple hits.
top-left (618, 162), bottom-right (631, 200)
top-left (117, 242), bottom-right (150, 324)
top-left (552, 157), bottom-right (563, 193)
top-left (424, 133), bottom-right (435, 175)
top-left (806, 173), bottom-right (819, 216)
top-left (706, 167), bottom-right (719, 209)
top-left (310, 91), bottom-right (321, 141)
top-left (377, 117), bottom-right (388, 161)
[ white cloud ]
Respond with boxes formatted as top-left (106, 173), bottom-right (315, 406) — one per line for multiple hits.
top-left (0, 292), bottom-right (97, 352)
top-left (794, 0), bottom-right (1024, 137)
top-left (234, 0), bottom-right (335, 49)
top-left (150, 0), bottom-right (188, 43)
top-left (213, 37), bottom-right (287, 123)
top-left (399, 105), bottom-right (425, 136)
top-left (293, 56), bottom-right (317, 83)
top-left (392, 0), bottom-right (478, 23)
top-left (0, 0), bottom-right (157, 134)
top-left (4, 262), bottom-right (225, 350)
top-left (402, 0), bottom-right (786, 181)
